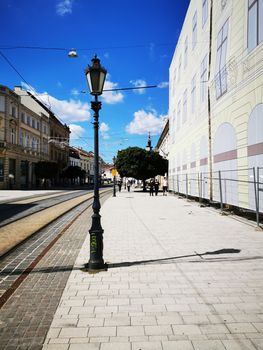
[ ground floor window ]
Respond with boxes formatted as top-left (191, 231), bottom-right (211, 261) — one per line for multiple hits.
top-left (9, 158), bottom-right (16, 177)
top-left (0, 158), bottom-right (4, 181)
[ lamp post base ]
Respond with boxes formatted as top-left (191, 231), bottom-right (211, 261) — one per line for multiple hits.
top-left (84, 262), bottom-right (107, 272)
top-left (86, 211), bottom-right (106, 272)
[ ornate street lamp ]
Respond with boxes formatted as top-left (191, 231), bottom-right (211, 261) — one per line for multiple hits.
top-left (84, 55), bottom-right (107, 271)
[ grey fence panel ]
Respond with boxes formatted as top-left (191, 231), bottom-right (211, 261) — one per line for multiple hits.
top-left (174, 167), bottom-right (261, 222)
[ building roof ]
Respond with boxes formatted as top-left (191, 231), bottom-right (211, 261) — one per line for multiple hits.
top-left (155, 119), bottom-right (169, 150)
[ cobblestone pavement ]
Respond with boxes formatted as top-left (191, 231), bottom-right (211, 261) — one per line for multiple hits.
top-left (0, 193), bottom-right (111, 350)
top-left (44, 190), bottom-right (263, 350)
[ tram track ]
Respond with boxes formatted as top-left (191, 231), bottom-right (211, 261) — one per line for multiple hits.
top-left (0, 189), bottom-right (91, 227)
top-left (0, 189), bottom-right (109, 257)
top-left (0, 188), bottom-right (111, 309)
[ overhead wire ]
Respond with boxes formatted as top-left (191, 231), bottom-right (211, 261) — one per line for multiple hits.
top-left (0, 50), bottom-right (89, 148)
top-left (0, 46), bottom-right (166, 158)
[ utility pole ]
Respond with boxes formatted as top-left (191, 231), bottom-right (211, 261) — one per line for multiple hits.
top-left (207, 0), bottom-right (213, 202)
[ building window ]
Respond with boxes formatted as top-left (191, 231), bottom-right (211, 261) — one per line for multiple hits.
top-left (172, 111), bottom-right (176, 143)
top-left (10, 128), bottom-right (16, 144)
top-left (215, 20), bottom-right (229, 99)
top-left (37, 121), bottom-right (40, 130)
top-left (184, 37), bottom-right (188, 68)
top-left (11, 106), bottom-right (17, 118)
top-left (23, 132), bottom-right (26, 147)
top-left (0, 158), bottom-right (4, 181)
top-left (27, 115), bottom-right (31, 126)
top-left (43, 124), bottom-right (47, 135)
top-left (200, 54), bottom-right (208, 103)
top-left (21, 112), bottom-right (25, 123)
top-left (177, 100), bottom-right (181, 130)
top-left (32, 118), bottom-right (35, 129)
top-left (19, 130), bottom-right (23, 145)
top-left (178, 55), bottom-right (182, 81)
top-left (26, 134), bottom-right (30, 148)
top-left (248, 0), bottom-right (263, 51)
top-left (183, 89), bottom-right (188, 123)
top-left (192, 11), bottom-right (197, 49)
top-left (0, 96), bottom-right (5, 112)
top-left (43, 141), bottom-right (48, 154)
top-left (202, 0), bottom-right (208, 27)
top-left (191, 75), bottom-right (196, 113)
top-left (173, 68), bottom-right (177, 96)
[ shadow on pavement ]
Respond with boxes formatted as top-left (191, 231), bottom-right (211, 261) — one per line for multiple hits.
top-left (106, 248), bottom-right (241, 268)
top-left (0, 203), bottom-right (37, 224)
top-left (7, 249), bottom-right (263, 276)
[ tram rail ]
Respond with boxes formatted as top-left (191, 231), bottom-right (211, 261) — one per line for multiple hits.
top-left (0, 188), bottom-right (111, 308)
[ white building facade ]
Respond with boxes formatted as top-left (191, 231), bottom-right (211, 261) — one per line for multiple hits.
top-left (169, 0), bottom-right (263, 213)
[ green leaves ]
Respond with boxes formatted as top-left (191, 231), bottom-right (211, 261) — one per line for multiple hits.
top-left (115, 147), bottom-right (168, 181)
top-left (34, 161), bottom-right (58, 180)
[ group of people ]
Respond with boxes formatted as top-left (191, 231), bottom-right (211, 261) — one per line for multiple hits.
top-left (148, 177), bottom-right (168, 196)
top-left (117, 177), bottom-right (168, 196)
top-left (117, 179), bottom-right (132, 192)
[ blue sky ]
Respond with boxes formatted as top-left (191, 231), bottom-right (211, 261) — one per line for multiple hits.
top-left (0, 0), bottom-right (189, 163)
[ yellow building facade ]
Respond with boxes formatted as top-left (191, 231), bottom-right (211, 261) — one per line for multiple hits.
top-left (169, 0), bottom-right (263, 213)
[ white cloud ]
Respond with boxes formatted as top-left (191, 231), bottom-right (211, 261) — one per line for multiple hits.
top-left (158, 81), bottom-right (169, 89)
top-left (21, 82), bottom-right (90, 123)
top-left (71, 88), bottom-right (80, 96)
top-left (100, 122), bottom-right (110, 139)
top-left (126, 109), bottom-right (167, 135)
top-left (56, 0), bottom-right (73, 16)
top-left (39, 94), bottom-right (90, 123)
top-left (102, 80), bottom-right (124, 104)
top-left (100, 122), bottom-right (109, 132)
top-left (130, 79), bottom-right (147, 94)
top-left (69, 124), bottom-right (86, 140)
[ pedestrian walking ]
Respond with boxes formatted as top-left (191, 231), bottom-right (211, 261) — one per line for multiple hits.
top-left (154, 179), bottom-right (159, 196)
top-left (149, 179), bottom-right (154, 196)
top-left (163, 177), bottom-right (168, 195)
top-left (118, 179), bottom-right (122, 192)
top-left (127, 180), bottom-right (131, 192)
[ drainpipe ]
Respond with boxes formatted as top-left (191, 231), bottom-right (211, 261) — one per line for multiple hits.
top-left (207, 0), bottom-right (213, 202)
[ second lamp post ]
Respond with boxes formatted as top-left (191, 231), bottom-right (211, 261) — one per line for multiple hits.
top-left (84, 55), bottom-right (107, 271)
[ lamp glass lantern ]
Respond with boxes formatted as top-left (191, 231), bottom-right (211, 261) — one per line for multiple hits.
top-left (85, 55), bottom-right (107, 96)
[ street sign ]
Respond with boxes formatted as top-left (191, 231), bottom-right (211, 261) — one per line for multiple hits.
top-left (111, 169), bottom-right (117, 176)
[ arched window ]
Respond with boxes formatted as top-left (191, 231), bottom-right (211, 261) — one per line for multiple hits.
top-left (213, 123), bottom-right (238, 206)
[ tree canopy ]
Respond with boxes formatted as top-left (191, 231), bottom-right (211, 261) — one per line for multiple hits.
top-left (35, 161), bottom-right (58, 180)
top-left (115, 147), bottom-right (168, 181)
top-left (61, 166), bottom-right (85, 180)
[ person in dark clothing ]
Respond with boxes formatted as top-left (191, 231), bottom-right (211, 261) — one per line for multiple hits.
top-left (154, 179), bottom-right (159, 196)
top-left (118, 180), bottom-right (122, 192)
top-left (149, 179), bottom-right (154, 196)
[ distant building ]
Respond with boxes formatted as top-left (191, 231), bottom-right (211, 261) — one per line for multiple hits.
top-left (168, 0), bottom-right (263, 212)
top-left (156, 119), bottom-right (169, 160)
top-left (0, 85), bottom-right (70, 189)
top-left (14, 87), bottom-right (70, 184)
top-left (0, 85), bottom-right (50, 189)
top-left (145, 133), bottom-right (153, 151)
top-left (69, 146), bottom-right (81, 168)
top-left (155, 119), bottom-right (169, 188)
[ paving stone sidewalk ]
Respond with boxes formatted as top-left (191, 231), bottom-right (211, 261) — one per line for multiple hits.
top-left (43, 190), bottom-right (263, 350)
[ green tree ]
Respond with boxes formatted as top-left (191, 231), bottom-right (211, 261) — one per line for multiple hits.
top-left (115, 147), bottom-right (168, 191)
top-left (35, 161), bottom-right (58, 180)
top-left (62, 165), bottom-right (84, 184)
